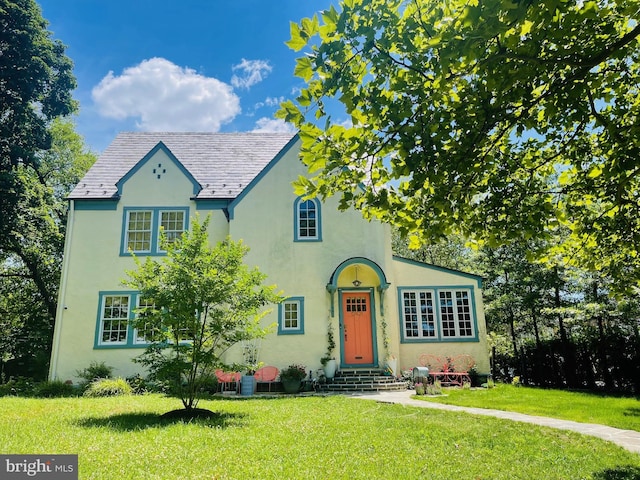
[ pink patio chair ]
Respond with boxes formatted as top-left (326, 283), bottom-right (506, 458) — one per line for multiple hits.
top-left (254, 366), bottom-right (279, 393)
top-left (215, 369), bottom-right (241, 393)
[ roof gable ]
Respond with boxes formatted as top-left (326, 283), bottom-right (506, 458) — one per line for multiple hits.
top-left (69, 132), bottom-right (297, 200)
top-left (115, 141), bottom-right (201, 197)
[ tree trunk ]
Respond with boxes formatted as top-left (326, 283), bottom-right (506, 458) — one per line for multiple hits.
top-left (555, 267), bottom-right (576, 388)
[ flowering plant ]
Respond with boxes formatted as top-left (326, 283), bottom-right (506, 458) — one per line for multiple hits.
top-left (280, 364), bottom-right (307, 381)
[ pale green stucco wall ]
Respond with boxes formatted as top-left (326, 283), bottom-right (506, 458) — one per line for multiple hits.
top-left (50, 138), bottom-right (490, 382)
top-left (226, 138), bottom-right (392, 373)
top-left (389, 259), bottom-right (490, 374)
top-left (49, 149), bottom-right (231, 380)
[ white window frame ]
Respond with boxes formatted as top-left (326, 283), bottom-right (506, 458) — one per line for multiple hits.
top-left (157, 209), bottom-right (186, 252)
top-left (401, 290), bottom-right (437, 339)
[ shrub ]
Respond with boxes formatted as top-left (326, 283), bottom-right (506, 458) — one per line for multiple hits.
top-left (83, 377), bottom-right (133, 397)
top-left (76, 361), bottom-right (113, 383)
top-left (34, 380), bottom-right (77, 398)
top-left (426, 380), bottom-right (442, 395)
top-left (415, 383), bottom-right (425, 395)
top-left (125, 374), bottom-right (150, 395)
top-left (197, 374), bottom-right (218, 395)
top-left (0, 377), bottom-right (36, 396)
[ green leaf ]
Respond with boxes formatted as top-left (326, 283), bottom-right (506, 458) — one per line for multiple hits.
top-left (285, 22), bottom-right (307, 51)
top-left (294, 56), bottom-right (314, 82)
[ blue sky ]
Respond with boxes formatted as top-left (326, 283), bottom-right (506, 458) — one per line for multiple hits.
top-left (37, 1), bottom-right (335, 153)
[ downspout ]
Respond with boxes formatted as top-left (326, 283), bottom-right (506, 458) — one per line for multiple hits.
top-left (48, 199), bottom-right (75, 380)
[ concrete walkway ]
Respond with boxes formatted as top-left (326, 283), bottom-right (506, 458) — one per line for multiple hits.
top-left (350, 389), bottom-right (640, 454)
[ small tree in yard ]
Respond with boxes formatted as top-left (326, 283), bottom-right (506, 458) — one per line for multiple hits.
top-left (124, 215), bottom-right (283, 416)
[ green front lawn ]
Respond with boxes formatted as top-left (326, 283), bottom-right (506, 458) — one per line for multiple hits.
top-left (415, 384), bottom-right (640, 432)
top-left (1, 394), bottom-right (639, 479)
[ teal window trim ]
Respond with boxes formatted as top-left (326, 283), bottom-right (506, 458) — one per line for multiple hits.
top-left (120, 206), bottom-right (189, 256)
top-left (293, 197), bottom-right (322, 242)
top-left (398, 285), bottom-right (479, 343)
top-left (94, 291), bottom-right (154, 349)
top-left (278, 297), bottom-right (305, 335)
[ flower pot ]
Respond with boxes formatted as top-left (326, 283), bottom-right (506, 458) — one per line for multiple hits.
top-left (323, 359), bottom-right (337, 379)
top-left (240, 375), bottom-right (255, 396)
top-left (282, 377), bottom-right (301, 394)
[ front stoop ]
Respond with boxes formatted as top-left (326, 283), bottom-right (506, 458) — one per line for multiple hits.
top-left (319, 369), bottom-right (408, 392)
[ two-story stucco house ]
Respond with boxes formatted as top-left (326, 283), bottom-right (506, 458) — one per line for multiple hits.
top-left (48, 132), bottom-right (490, 384)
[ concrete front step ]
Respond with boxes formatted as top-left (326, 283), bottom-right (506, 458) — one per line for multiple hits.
top-left (319, 369), bottom-right (408, 392)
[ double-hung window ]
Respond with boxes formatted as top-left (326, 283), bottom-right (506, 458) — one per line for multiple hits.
top-left (98, 294), bottom-right (130, 345)
top-left (294, 197), bottom-right (321, 242)
top-left (122, 207), bottom-right (188, 255)
top-left (399, 287), bottom-right (477, 342)
top-left (96, 292), bottom-right (159, 348)
top-left (134, 297), bottom-right (159, 344)
top-left (278, 297), bottom-right (304, 334)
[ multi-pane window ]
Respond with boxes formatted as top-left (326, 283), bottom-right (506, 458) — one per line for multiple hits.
top-left (402, 291), bottom-right (436, 338)
top-left (134, 297), bottom-right (158, 344)
top-left (122, 207), bottom-right (188, 255)
top-left (99, 295), bottom-right (130, 344)
top-left (346, 297), bottom-right (367, 312)
top-left (298, 200), bottom-right (317, 238)
top-left (96, 292), bottom-right (161, 348)
top-left (278, 297), bottom-right (304, 334)
top-left (159, 210), bottom-right (185, 247)
top-left (294, 198), bottom-right (321, 241)
top-left (439, 291), bottom-right (473, 337)
top-left (126, 211), bottom-right (152, 252)
top-left (400, 288), bottom-right (476, 341)
top-left (283, 302), bottom-right (299, 330)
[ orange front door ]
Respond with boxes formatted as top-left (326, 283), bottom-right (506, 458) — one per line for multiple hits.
top-left (342, 292), bottom-right (374, 365)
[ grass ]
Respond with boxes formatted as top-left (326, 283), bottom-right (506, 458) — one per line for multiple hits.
top-left (414, 384), bottom-right (640, 432)
top-left (1, 394), bottom-right (640, 479)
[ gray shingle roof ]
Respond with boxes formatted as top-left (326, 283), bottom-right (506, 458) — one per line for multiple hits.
top-left (69, 132), bottom-right (298, 200)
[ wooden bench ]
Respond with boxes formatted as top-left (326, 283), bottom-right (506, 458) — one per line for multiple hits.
top-left (418, 354), bottom-right (475, 387)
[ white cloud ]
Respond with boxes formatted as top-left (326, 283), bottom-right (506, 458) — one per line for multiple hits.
top-left (91, 57), bottom-right (241, 131)
top-left (264, 96), bottom-right (285, 107)
top-left (252, 117), bottom-right (296, 133)
top-left (231, 58), bottom-right (272, 89)
top-left (254, 96), bottom-right (285, 110)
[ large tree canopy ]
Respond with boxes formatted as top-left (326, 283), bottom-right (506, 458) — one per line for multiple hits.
top-left (0, 119), bottom-right (95, 378)
top-left (0, 0), bottom-right (77, 237)
top-left (279, 0), bottom-right (640, 289)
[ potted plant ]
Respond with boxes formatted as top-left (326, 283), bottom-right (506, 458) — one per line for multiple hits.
top-left (240, 340), bottom-right (260, 396)
top-left (320, 356), bottom-right (337, 379)
top-left (279, 364), bottom-right (307, 394)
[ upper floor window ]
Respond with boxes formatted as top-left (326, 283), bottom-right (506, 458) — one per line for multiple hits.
top-left (294, 197), bottom-right (322, 242)
top-left (278, 297), bottom-right (304, 335)
top-left (399, 287), bottom-right (477, 342)
top-left (121, 207), bottom-right (188, 255)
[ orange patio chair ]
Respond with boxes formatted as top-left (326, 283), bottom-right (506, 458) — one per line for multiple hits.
top-left (215, 369), bottom-right (240, 393)
top-left (254, 366), bottom-right (279, 393)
